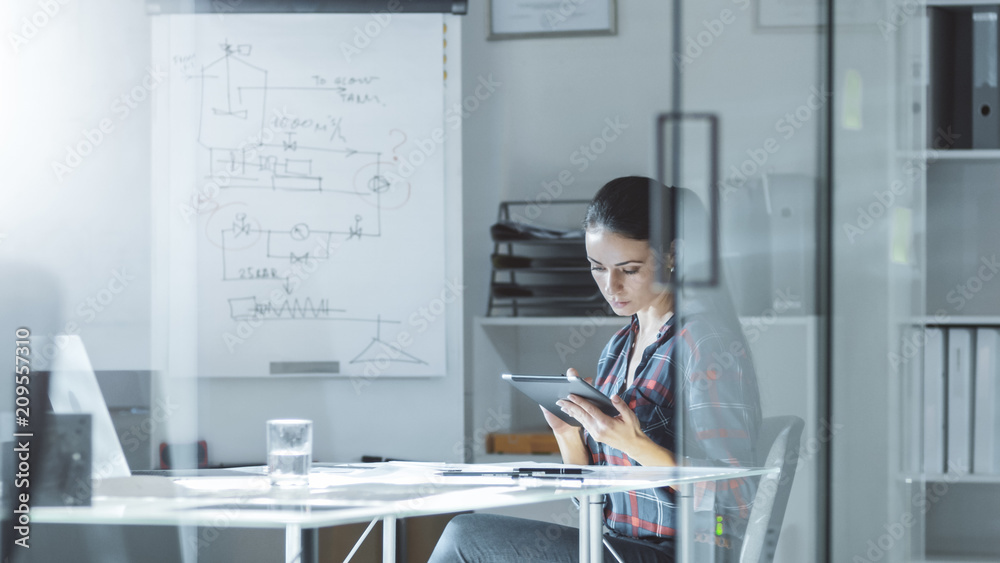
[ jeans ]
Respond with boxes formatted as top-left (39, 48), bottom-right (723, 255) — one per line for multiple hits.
top-left (427, 513), bottom-right (675, 563)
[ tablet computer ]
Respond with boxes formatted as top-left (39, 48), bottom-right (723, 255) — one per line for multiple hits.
top-left (502, 373), bottom-right (618, 426)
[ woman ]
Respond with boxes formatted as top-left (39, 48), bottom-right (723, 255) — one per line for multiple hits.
top-left (429, 176), bottom-right (762, 563)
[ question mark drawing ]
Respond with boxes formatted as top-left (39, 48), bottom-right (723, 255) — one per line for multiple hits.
top-left (389, 129), bottom-right (407, 161)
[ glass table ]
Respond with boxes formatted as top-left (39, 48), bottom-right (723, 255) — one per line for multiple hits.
top-left (29, 461), bottom-right (777, 563)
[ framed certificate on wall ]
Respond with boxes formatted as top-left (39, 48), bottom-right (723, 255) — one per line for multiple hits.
top-left (488, 0), bottom-right (617, 40)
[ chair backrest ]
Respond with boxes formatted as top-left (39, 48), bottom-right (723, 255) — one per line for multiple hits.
top-left (740, 415), bottom-right (804, 563)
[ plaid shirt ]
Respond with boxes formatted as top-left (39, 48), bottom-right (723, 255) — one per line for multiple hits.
top-left (584, 311), bottom-right (761, 544)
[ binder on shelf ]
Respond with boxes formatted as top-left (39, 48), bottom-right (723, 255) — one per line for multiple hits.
top-left (972, 7), bottom-right (1000, 149)
top-left (946, 328), bottom-right (973, 475)
top-left (974, 328), bottom-right (1000, 474)
top-left (903, 326), bottom-right (923, 473)
top-left (923, 327), bottom-right (946, 474)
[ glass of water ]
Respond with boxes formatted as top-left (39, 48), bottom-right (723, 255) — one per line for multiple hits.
top-left (266, 419), bottom-right (312, 488)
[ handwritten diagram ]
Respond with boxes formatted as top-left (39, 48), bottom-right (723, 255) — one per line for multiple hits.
top-left (350, 316), bottom-right (428, 366)
top-left (163, 15), bottom-right (447, 377)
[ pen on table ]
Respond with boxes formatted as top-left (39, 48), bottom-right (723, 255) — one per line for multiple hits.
top-left (515, 467), bottom-right (589, 475)
top-left (438, 468), bottom-right (592, 477)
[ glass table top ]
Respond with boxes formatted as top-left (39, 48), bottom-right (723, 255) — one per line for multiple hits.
top-left (29, 461), bottom-right (778, 529)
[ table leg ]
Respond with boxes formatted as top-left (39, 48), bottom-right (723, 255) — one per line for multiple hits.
top-left (286, 524), bottom-right (300, 563)
top-left (285, 525), bottom-right (318, 563)
top-left (588, 495), bottom-right (604, 563)
top-left (382, 516), bottom-right (397, 563)
top-left (397, 516), bottom-right (407, 562)
top-left (301, 528), bottom-right (318, 563)
top-left (579, 495), bottom-right (604, 563)
top-left (677, 483), bottom-right (692, 563)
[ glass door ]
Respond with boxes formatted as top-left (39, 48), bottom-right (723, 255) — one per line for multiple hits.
top-left (658, 1), bottom-right (829, 562)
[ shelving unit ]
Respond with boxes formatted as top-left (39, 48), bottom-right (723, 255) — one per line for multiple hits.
top-left (467, 316), bottom-right (626, 464)
top-left (898, 4), bottom-right (1000, 560)
top-left (909, 316), bottom-right (1000, 326)
top-left (470, 315), bottom-right (821, 456)
top-left (906, 473), bottom-right (1000, 483)
top-left (486, 200), bottom-right (609, 317)
top-left (896, 149), bottom-right (1000, 160)
top-left (464, 315), bottom-right (624, 523)
top-left (923, 0), bottom-right (1000, 6)
top-left (478, 316), bottom-right (626, 327)
top-left (928, 150), bottom-right (1000, 160)
top-left (915, 558), bottom-right (1000, 563)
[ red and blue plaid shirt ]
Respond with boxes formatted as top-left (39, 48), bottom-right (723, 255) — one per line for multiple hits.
top-left (584, 311), bottom-right (762, 543)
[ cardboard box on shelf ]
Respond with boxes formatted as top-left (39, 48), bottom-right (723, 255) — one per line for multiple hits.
top-left (486, 432), bottom-right (559, 455)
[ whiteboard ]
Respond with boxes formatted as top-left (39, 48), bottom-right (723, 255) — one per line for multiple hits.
top-left (158, 14), bottom-right (449, 377)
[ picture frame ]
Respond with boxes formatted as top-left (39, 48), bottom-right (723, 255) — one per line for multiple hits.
top-left (487, 0), bottom-right (617, 40)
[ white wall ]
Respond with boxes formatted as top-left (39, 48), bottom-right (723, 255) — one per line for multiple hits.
top-left (459, 2), bottom-right (671, 353)
top-left (1, 1), bottom-right (154, 370)
top-left (2, 4), bottom-right (465, 467)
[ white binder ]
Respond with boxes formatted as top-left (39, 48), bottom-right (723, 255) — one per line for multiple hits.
top-left (903, 325), bottom-right (924, 473)
top-left (947, 328), bottom-right (974, 474)
top-left (923, 327), bottom-right (946, 474)
top-left (974, 328), bottom-right (1000, 473)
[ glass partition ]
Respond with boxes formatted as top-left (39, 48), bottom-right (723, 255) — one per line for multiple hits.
top-left (663, 1), bottom-right (827, 562)
top-left (0, 2), bottom-right (185, 561)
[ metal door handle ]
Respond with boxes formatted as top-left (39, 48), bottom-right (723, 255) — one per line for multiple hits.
top-left (653, 112), bottom-right (721, 288)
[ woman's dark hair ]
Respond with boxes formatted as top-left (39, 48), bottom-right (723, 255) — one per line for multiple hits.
top-left (586, 176), bottom-right (760, 421)
top-left (584, 175), bottom-right (732, 322)
top-left (583, 176), bottom-right (654, 240)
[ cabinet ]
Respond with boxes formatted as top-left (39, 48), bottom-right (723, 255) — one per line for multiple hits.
top-left (896, 4), bottom-right (1000, 560)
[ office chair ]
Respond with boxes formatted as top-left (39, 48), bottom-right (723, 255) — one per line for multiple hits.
top-left (739, 415), bottom-right (804, 563)
top-left (600, 416), bottom-right (805, 563)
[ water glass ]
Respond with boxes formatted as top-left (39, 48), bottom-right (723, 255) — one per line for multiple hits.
top-left (266, 419), bottom-right (312, 487)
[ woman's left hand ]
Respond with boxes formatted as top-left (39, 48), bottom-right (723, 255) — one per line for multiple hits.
top-left (556, 393), bottom-right (649, 455)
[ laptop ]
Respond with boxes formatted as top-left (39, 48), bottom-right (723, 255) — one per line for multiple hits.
top-left (48, 335), bottom-right (131, 478)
